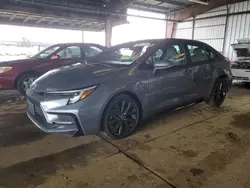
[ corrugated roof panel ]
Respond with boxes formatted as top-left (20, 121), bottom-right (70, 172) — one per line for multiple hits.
top-left (199, 39), bottom-right (224, 53)
top-left (195, 17), bottom-right (226, 27)
top-left (224, 13), bottom-right (250, 61)
top-left (0, 10), bottom-right (106, 31)
top-left (136, 0), bottom-right (161, 5)
top-left (196, 10), bottom-right (227, 19)
top-left (229, 0), bottom-right (250, 13)
top-left (206, 5), bottom-right (227, 12)
top-left (194, 25), bottom-right (225, 39)
top-left (173, 28), bottom-right (192, 39)
top-left (175, 21), bottom-right (193, 29)
top-left (158, 3), bottom-right (179, 8)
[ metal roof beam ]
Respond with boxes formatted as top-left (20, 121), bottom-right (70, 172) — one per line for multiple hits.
top-left (9, 13), bottom-right (18, 21)
top-left (3, 2), bottom-right (106, 22)
top-left (172, 0), bottom-right (247, 21)
top-left (158, 0), bottom-right (188, 6)
top-left (2, 2), bottom-right (178, 22)
top-left (132, 2), bottom-right (170, 12)
top-left (107, 0), bottom-right (137, 12)
top-left (36, 17), bottom-right (45, 24)
top-left (23, 16), bottom-right (32, 23)
top-left (70, 20), bottom-right (85, 27)
top-left (129, 5), bottom-right (167, 14)
top-left (0, 18), bottom-right (103, 31)
top-left (48, 18), bottom-right (59, 24)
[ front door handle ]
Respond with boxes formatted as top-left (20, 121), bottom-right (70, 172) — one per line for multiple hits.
top-left (184, 69), bottom-right (192, 75)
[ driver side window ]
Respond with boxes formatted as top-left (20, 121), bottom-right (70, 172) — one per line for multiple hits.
top-left (152, 44), bottom-right (187, 67)
top-left (56, 46), bottom-right (81, 60)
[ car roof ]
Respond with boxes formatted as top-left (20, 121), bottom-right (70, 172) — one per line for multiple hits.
top-left (110, 38), bottom-right (205, 48)
top-left (49, 43), bottom-right (106, 48)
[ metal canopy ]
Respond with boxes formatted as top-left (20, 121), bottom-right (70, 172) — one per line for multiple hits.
top-left (130, 0), bottom-right (194, 14)
top-left (0, 0), bottom-right (210, 31)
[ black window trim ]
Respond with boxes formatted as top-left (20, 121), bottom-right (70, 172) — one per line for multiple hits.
top-left (59, 45), bottom-right (82, 60)
top-left (80, 44), bottom-right (105, 59)
top-left (159, 41), bottom-right (188, 68)
top-left (203, 43), bottom-right (224, 61)
top-left (139, 40), bottom-right (189, 71)
top-left (48, 44), bottom-right (83, 60)
top-left (185, 41), bottom-right (210, 65)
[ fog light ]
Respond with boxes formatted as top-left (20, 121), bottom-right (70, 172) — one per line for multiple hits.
top-left (52, 114), bottom-right (75, 125)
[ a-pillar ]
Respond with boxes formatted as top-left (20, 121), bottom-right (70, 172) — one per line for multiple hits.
top-left (165, 21), bottom-right (175, 38)
top-left (105, 18), bottom-right (113, 47)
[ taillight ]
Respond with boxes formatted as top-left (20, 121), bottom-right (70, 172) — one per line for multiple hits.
top-left (228, 61), bottom-right (233, 65)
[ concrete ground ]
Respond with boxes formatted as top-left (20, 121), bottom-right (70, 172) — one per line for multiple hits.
top-left (0, 84), bottom-right (250, 188)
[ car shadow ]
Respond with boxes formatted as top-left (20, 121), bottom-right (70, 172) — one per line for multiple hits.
top-left (134, 103), bottom-right (200, 135)
top-left (0, 112), bottom-right (46, 148)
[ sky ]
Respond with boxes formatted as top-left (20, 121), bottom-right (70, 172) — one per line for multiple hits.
top-left (0, 9), bottom-right (166, 46)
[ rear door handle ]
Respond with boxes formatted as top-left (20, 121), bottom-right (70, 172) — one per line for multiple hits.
top-left (184, 69), bottom-right (192, 75)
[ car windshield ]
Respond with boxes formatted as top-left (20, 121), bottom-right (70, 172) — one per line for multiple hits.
top-left (89, 41), bottom-right (158, 65)
top-left (32, 46), bottom-right (60, 59)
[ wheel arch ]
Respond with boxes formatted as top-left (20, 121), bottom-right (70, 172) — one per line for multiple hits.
top-left (100, 90), bottom-right (143, 131)
top-left (207, 74), bottom-right (230, 101)
top-left (14, 70), bottom-right (41, 89)
top-left (217, 74), bottom-right (230, 89)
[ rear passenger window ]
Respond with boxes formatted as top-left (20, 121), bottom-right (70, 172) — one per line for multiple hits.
top-left (204, 46), bottom-right (221, 60)
top-left (187, 45), bottom-right (208, 63)
top-left (56, 46), bottom-right (81, 59)
top-left (82, 46), bottom-right (103, 58)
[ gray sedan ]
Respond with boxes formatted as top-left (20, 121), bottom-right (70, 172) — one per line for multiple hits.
top-left (26, 39), bottom-right (233, 139)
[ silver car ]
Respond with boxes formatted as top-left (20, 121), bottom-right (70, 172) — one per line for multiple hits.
top-left (26, 39), bottom-right (233, 139)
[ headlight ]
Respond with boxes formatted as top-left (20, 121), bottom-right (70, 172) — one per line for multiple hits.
top-left (0, 67), bottom-right (12, 73)
top-left (46, 86), bottom-right (97, 104)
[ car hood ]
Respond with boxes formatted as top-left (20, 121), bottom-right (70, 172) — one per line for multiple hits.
top-left (31, 62), bottom-right (126, 92)
top-left (0, 59), bottom-right (36, 66)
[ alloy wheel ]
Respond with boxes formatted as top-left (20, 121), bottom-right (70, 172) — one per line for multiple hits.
top-left (106, 99), bottom-right (139, 137)
top-left (213, 80), bottom-right (227, 106)
top-left (22, 77), bottom-right (37, 92)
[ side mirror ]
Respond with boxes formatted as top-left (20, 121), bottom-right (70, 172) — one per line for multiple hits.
top-left (51, 55), bottom-right (60, 60)
top-left (153, 61), bottom-right (173, 74)
top-left (154, 60), bottom-right (173, 69)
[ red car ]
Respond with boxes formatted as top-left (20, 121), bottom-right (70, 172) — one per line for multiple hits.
top-left (0, 43), bottom-right (106, 95)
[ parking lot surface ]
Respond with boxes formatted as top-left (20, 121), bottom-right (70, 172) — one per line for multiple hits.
top-left (0, 84), bottom-right (250, 188)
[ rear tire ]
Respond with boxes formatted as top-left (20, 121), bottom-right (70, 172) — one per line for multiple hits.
top-left (102, 94), bottom-right (140, 139)
top-left (206, 78), bottom-right (228, 107)
top-left (16, 73), bottom-right (38, 95)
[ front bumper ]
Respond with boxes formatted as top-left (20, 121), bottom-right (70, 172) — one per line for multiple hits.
top-left (26, 89), bottom-right (103, 137)
top-left (0, 76), bottom-right (15, 89)
top-left (231, 68), bottom-right (250, 82)
top-left (27, 112), bottom-right (79, 136)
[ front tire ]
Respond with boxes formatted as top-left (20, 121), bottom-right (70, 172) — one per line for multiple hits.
top-left (206, 78), bottom-right (228, 107)
top-left (16, 73), bottom-right (38, 95)
top-left (102, 94), bottom-right (140, 139)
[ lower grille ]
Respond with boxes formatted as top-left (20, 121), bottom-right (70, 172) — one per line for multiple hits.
top-left (26, 97), bottom-right (47, 125)
top-left (34, 105), bottom-right (46, 124)
top-left (233, 76), bottom-right (249, 80)
top-left (232, 63), bottom-right (250, 69)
